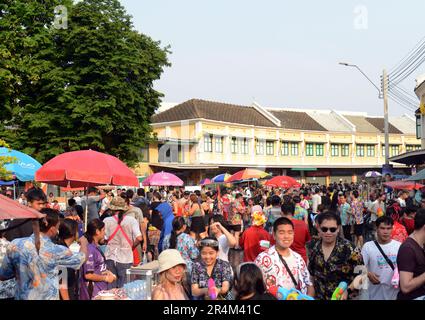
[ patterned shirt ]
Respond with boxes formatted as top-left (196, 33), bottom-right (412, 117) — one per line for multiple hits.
top-left (163, 233), bottom-right (199, 275)
top-left (255, 246), bottom-right (312, 295)
top-left (338, 203), bottom-right (352, 226)
top-left (351, 199), bottom-right (365, 225)
top-left (0, 238), bottom-right (16, 299)
top-left (294, 204), bottom-right (308, 222)
top-left (391, 221), bottom-right (408, 243)
top-left (191, 258), bottom-right (233, 300)
top-left (0, 234), bottom-right (85, 300)
top-left (308, 237), bottom-right (363, 300)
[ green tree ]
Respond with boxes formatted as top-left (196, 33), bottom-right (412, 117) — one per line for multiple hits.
top-left (0, 139), bottom-right (16, 180)
top-left (1, 0), bottom-right (169, 165)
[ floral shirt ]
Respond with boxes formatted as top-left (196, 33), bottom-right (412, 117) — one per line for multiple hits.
top-left (351, 199), bottom-right (365, 224)
top-left (191, 258), bottom-right (233, 300)
top-left (0, 234), bottom-right (85, 300)
top-left (308, 237), bottom-right (363, 300)
top-left (294, 204), bottom-right (308, 221)
top-left (391, 221), bottom-right (408, 243)
top-left (255, 246), bottom-right (312, 294)
top-left (163, 233), bottom-right (199, 274)
top-left (0, 238), bottom-right (16, 299)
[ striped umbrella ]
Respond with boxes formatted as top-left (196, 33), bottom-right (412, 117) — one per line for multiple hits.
top-left (211, 173), bottom-right (231, 183)
top-left (227, 168), bottom-right (270, 182)
top-left (200, 178), bottom-right (212, 185)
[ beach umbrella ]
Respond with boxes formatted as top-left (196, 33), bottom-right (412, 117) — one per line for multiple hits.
top-left (364, 171), bottom-right (382, 178)
top-left (211, 173), bottom-right (231, 183)
top-left (0, 147), bottom-right (42, 181)
top-left (142, 171), bottom-right (184, 187)
top-left (227, 168), bottom-right (270, 182)
top-left (35, 150), bottom-right (138, 188)
top-left (383, 181), bottom-right (424, 190)
top-left (264, 176), bottom-right (301, 188)
top-left (200, 178), bottom-right (212, 185)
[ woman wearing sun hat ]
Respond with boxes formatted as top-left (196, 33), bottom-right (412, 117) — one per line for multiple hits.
top-left (152, 249), bottom-right (188, 300)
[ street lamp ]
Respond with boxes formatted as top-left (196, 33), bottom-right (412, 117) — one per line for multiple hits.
top-left (339, 62), bottom-right (390, 166)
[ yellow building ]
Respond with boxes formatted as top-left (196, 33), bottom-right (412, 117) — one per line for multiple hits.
top-left (135, 99), bottom-right (420, 185)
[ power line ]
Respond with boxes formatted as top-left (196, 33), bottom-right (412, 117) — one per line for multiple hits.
top-left (389, 52), bottom-right (425, 86)
top-left (389, 86), bottom-right (419, 106)
top-left (388, 92), bottom-right (416, 112)
top-left (389, 35), bottom-right (425, 76)
top-left (390, 84), bottom-right (418, 100)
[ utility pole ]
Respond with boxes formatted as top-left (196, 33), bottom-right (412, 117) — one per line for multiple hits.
top-left (382, 69), bottom-right (390, 166)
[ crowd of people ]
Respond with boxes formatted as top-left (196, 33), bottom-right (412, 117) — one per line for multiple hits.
top-left (1, 180), bottom-right (425, 300)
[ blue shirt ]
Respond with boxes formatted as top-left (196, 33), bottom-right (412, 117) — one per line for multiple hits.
top-left (0, 234), bottom-right (85, 300)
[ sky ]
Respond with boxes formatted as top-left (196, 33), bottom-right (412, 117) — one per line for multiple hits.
top-left (120, 0), bottom-right (425, 116)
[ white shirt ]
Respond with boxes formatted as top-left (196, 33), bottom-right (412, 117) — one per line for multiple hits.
top-left (73, 196), bottom-right (82, 206)
top-left (104, 215), bottom-right (142, 264)
top-left (217, 234), bottom-right (230, 262)
top-left (397, 198), bottom-right (406, 208)
top-left (361, 240), bottom-right (401, 300)
top-left (312, 194), bottom-right (322, 213)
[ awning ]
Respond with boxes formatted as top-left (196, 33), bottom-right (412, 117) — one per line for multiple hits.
top-left (389, 149), bottom-right (425, 165)
top-left (291, 168), bottom-right (317, 171)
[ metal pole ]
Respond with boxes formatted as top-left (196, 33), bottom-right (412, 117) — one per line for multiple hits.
top-left (383, 69), bottom-right (390, 166)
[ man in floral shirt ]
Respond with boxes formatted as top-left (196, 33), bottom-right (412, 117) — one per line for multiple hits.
top-left (308, 212), bottom-right (363, 300)
top-left (255, 217), bottom-right (314, 297)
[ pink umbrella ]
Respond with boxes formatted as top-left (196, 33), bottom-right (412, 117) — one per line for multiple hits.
top-left (142, 171), bottom-right (184, 186)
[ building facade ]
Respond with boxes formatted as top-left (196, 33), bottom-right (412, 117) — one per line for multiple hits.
top-left (135, 99), bottom-right (420, 185)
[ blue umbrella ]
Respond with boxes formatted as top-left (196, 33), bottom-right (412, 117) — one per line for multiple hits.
top-left (0, 147), bottom-right (42, 181)
top-left (211, 173), bottom-right (231, 183)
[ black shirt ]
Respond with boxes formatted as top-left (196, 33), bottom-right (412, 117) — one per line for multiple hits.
top-left (150, 201), bottom-right (163, 230)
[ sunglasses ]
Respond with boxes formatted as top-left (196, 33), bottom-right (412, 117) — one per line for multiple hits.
top-left (320, 227), bottom-right (338, 233)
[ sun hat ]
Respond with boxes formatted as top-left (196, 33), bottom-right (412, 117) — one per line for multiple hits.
top-left (108, 196), bottom-right (129, 211)
top-left (157, 249), bottom-right (187, 273)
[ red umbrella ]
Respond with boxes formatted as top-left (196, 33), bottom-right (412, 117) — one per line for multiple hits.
top-left (0, 193), bottom-right (45, 219)
top-left (35, 150), bottom-right (138, 187)
top-left (383, 180), bottom-right (424, 190)
top-left (227, 168), bottom-right (270, 182)
top-left (265, 176), bottom-right (301, 188)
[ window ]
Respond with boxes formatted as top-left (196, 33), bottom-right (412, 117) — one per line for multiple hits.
top-left (138, 146), bottom-right (149, 162)
top-left (316, 143), bottom-right (324, 156)
top-left (241, 138), bottom-right (249, 154)
top-left (231, 137), bottom-right (238, 154)
top-left (281, 141), bottom-right (289, 156)
top-left (331, 144), bottom-right (339, 157)
top-left (204, 135), bottom-right (212, 152)
top-left (256, 139), bottom-right (264, 155)
top-left (306, 143), bottom-right (314, 156)
top-left (356, 144), bottom-right (365, 157)
top-left (266, 141), bottom-right (275, 155)
top-left (215, 136), bottom-right (223, 153)
top-left (341, 144), bottom-right (349, 157)
top-left (366, 145), bottom-right (375, 157)
top-left (406, 145), bottom-right (422, 152)
top-left (382, 145), bottom-right (386, 157)
top-left (417, 145), bottom-right (422, 150)
top-left (391, 145), bottom-right (400, 157)
top-left (291, 143), bottom-right (299, 156)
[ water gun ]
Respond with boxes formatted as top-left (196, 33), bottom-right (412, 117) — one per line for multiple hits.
top-left (269, 286), bottom-right (314, 300)
top-left (208, 278), bottom-right (217, 300)
top-left (377, 207), bottom-right (384, 218)
top-left (331, 282), bottom-right (347, 300)
top-left (391, 267), bottom-right (399, 288)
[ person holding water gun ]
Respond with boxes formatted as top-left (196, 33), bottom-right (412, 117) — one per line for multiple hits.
top-left (255, 217), bottom-right (315, 298)
top-left (307, 212), bottom-right (363, 300)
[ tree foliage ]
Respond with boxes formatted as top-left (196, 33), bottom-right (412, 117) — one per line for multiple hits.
top-left (0, 139), bottom-right (16, 180)
top-left (0, 0), bottom-right (170, 165)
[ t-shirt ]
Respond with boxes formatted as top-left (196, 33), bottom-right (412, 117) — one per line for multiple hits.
top-left (239, 226), bottom-right (274, 262)
top-left (81, 196), bottom-right (101, 222)
top-left (351, 199), bottom-right (364, 225)
top-left (338, 203), bottom-right (351, 226)
top-left (217, 234), bottom-right (230, 262)
top-left (79, 243), bottom-right (108, 300)
top-left (312, 194), bottom-right (322, 213)
top-left (104, 215), bottom-right (142, 264)
top-left (361, 240), bottom-right (401, 300)
top-left (397, 237), bottom-right (425, 300)
top-left (290, 219), bottom-right (311, 263)
top-left (370, 200), bottom-right (386, 222)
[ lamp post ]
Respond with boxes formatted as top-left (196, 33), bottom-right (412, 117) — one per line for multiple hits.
top-left (339, 62), bottom-right (390, 166)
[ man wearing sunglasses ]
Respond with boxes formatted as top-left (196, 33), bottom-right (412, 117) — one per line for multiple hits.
top-left (308, 212), bottom-right (363, 300)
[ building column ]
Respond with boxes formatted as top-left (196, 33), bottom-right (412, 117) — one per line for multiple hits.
top-left (301, 132), bottom-right (305, 165)
top-left (326, 134), bottom-right (330, 164)
top-left (195, 122), bottom-right (203, 163)
top-left (225, 126), bottom-right (231, 164)
top-left (351, 134), bottom-right (356, 165)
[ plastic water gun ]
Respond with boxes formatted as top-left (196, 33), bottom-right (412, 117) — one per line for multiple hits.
top-left (331, 282), bottom-right (348, 300)
top-left (208, 278), bottom-right (217, 300)
top-left (377, 207), bottom-right (384, 218)
top-left (391, 267), bottom-right (399, 288)
top-left (269, 286), bottom-right (314, 300)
